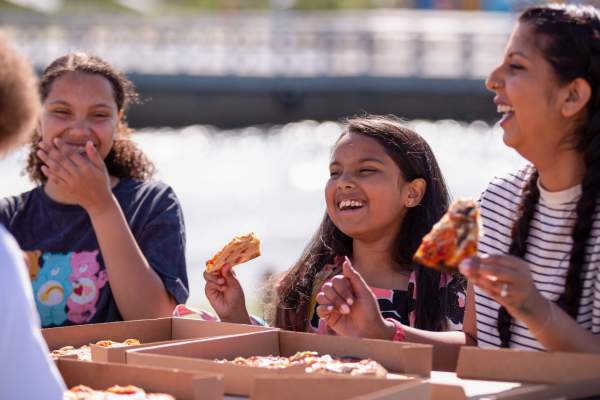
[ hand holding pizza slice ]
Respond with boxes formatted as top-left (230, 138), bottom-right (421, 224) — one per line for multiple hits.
top-left (413, 198), bottom-right (481, 273)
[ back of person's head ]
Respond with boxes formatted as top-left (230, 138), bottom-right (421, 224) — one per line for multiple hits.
top-left (0, 38), bottom-right (39, 156)
top-left (498, 4), bottom-right (600, 347)
top-left (270, 115), bottom-right (453, 331)
top-left (26, 52), bottom-right (154, 183)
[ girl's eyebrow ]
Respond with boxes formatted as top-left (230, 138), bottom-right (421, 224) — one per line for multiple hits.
top-left (508, 51), bottom-right (529, 60)
top-left (330, 157), bottom-right (385, 166)
top-left (47, 100), bottom-right (113, 108)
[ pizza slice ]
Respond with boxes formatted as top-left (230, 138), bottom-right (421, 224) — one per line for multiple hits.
top-left (51, 339), bottom-right (141, 361)
top-left (205, 232), bottom-right (261, 273)
top-left (65, 384), bottom-right (175, 399)
top-left (413, 198), bottom-right (480, 272)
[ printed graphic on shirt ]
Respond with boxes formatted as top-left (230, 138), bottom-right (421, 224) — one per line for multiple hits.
top-left (27, 250), bottom-right (106, 327)
top-left (67, 250), bottom-right (108, 324)
top-left (24, 250), bottom-right (42, 280)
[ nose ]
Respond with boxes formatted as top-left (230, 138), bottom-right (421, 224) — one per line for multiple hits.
top-left (337, 171), bottom-right (356, 190)
top-left (485, 64), bottom-right (504, 92)
top-left (67, 118), bottom-right (92, 138)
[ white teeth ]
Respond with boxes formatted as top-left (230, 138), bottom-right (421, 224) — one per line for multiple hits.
top-left (497, 104), bottom-right (515, 114)
top-left (338, 200), bottom-right (364, 210)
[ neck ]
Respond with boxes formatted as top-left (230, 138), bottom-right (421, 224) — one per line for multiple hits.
top-left (44, 175), bottom-right (119, 205)
top-left (351, 236), bottom-right (397, 276)
top-left (535, 150), bottom-right (585, 192)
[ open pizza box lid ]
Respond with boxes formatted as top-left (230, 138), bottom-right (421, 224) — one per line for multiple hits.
top-left (57, 358), bottom-right (224, 400)
top-left (126, 329), bottom-right (432, 396)
top-left (43, 317), bottom-right (275, 363)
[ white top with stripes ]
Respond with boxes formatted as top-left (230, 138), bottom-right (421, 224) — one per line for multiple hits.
top-left (475, 165), bottom-right (600, 351)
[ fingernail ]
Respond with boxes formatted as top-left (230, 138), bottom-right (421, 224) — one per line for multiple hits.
top-left (346, 298), bottom-right (353, 305)
top-left (326, 305), bottom-right (334, 312)
top-left (344, 256), bottom-right (351, 265)
top-left (53, 138), bottom-right (60, 145)
top-left (340, 304), bottom-right (350, 314)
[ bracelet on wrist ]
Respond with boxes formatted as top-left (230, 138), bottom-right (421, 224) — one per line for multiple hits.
top-left (385, 318), bottom-right (406, 342)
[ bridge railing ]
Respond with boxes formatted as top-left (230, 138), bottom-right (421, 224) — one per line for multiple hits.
top-left (0, 10), bottom-right (514, 78)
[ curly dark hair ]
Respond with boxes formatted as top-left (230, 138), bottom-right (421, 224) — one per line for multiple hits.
top-left (25, 52), bottom-right (154, 183)
top-left (269, 115), bottom-right (462, 332)
top-left (0, 37), bottom-right (40, 154)
top-left (498, 4), bottom-right (600, 347)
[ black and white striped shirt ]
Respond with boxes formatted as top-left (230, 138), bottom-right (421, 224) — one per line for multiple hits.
top-left (475, 165), bottom-right (600, 350)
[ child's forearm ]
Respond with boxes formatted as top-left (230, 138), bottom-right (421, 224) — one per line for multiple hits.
top-left (88, 195), bottom-right (176, 320)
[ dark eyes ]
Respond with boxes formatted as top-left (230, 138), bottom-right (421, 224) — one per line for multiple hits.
top-left (329, 168), bottom-right (376, 177)
top-left (508, 63), bottom-right (524, 70)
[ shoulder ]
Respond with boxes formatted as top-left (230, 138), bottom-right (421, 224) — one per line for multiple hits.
top-left (0, 226), bottom-right (24, 276)
top-left (482, 165), bottom-right (532, 199)
top-left (479, 165), bottom-right (533, 211)
top-left (116, 179), bottom-right (181, 208)
top-left (115, 179), bottom-right (183, 226)
top-left (0, 188), bottom-right (38, 224)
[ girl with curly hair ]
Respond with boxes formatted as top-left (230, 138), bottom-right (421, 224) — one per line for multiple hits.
top-left (0, 53), bottom-right (189, 328)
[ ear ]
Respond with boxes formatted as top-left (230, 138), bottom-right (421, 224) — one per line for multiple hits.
top-left (561, 78), bottom-right (592, 118)
top-left (404, 178), bottom-right (426, 208)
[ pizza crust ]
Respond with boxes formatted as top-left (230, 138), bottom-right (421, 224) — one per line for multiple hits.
top-left (51, 339), bottom-right (141, 361)
top-left (64, 384), bottom-right (175, 399)
top-left (205, 232), bottom-right (261, 273)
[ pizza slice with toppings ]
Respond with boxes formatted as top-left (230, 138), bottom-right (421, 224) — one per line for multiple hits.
top-left (413, 198), bottom-right (480, 272)
top-left (64, 384), bottom-right (175, 399)
top-left (52, 339), bottom-right (141, 361)
top-left (205, 232), bottom-right (261, 273)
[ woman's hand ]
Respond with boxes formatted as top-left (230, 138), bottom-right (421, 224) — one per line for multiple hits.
top-left (37, 138), bottom-right (113, 214)
top-left (315, 257), bottom-right (395, 340)
top-left (203, 264), bottom-right (251, 324)
top-left (459, 255), bottom-right (547, 318)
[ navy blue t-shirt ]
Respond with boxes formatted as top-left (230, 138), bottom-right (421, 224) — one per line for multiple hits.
top-left (0, 179), bottom-right (189, 328)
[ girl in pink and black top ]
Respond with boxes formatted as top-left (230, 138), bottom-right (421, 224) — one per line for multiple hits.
top-left (203, 115), bottom-right (466, 341)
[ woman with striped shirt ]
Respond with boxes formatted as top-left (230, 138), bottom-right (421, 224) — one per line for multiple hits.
top-left (314, 4), bottom-right (600, 356)
top-left (460, 4), bottom-right (600, 352)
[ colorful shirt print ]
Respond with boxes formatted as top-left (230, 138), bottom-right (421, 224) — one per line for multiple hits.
top-left (0, 179), bottom-right (189, 328)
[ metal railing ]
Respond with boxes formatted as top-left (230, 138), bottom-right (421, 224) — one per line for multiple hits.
top-left (0, 10), bottom-right (514, 78)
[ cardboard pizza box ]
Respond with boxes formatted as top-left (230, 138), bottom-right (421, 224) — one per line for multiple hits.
top-left (250, 376), bottom-right (430, 400)
top-left (456, 347), bottom-right (600, 383)
top-left (126, 329), bottom-right (432, 396)
top-left (253, 370), bottom-right (600, 400)
top-left (43, 317), bottom-right (275, 363)
top-left (57, 358), bottom-right (224, 400)
top-left (423, 347), bottom-right (600, 400)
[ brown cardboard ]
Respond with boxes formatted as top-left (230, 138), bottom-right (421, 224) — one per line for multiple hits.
top-left (251, 376), bottom-right (430, 400)
top-left (57, 358), bottom-right (224, 400)
top-left (43, 317), bottom-right (273, 363)
top-left (127, 330), bottom-right (432, 396)
top-left (424, 347), bottom-right (600, 400)
top-left (456, 347), bottom-right (600, 384)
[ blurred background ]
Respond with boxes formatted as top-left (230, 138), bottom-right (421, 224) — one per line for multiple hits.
top-left (0, 0), bottom-right (542, 316)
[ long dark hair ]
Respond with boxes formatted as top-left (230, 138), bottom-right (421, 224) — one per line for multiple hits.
top-left (498, 4), bottom-right (600, 347)
top-left (270, 115), bottom-right (455, 332)
top-left (25, 52), bottom-right (154, 184)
